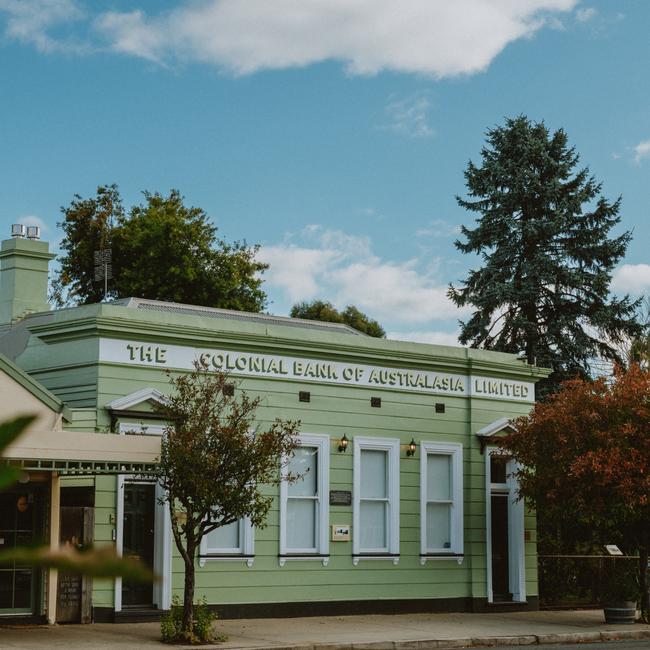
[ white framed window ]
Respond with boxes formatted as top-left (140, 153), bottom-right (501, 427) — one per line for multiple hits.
top-left (199, 517), bottom-right (255, 567)
top-left (420, 442), bottom-right (464, 564)
top-left (279, 434), bottom-right (330, 566)
top-left (118, 422), bottom-right (166, 435)
top-left (353, 437), bottom-right (400, 565)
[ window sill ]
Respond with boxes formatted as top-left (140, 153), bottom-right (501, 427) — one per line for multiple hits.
top-left (419, 553), bottom-right (464, 566)
top-left (199, 554), bottom-right (254, 568)
top-left (352, 554), bottom-right (399, 566)
top-left (278, 554), bottom-right (330, 567)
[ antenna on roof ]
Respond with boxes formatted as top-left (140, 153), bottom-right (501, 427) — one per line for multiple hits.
top-left (94, 248), bottom-right (113, 301)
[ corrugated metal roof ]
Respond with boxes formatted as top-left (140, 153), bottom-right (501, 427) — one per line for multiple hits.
top-left (110, 298), bottom-right (363, 336)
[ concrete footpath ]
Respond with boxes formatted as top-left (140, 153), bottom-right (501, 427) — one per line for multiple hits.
top-left (1, 609), bottom-right (650, 650)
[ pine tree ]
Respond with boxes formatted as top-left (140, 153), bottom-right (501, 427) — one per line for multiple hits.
top-left (448, 116), bottom-right (642, 397)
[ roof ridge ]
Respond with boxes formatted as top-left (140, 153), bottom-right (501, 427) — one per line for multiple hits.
top-left (109, 298), bottom-right (364, 336)
top-left (0, 351), bottom-right (69, 418)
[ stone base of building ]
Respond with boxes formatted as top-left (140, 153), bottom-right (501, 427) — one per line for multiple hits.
top-left (93, 596), bottom-right (539, 623)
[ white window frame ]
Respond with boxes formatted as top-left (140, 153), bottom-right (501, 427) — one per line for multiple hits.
top-left (279, 433), bottom-right (330, 566)
top-left (118, 421), bottom-right (166, 436)
top-left (199, 517), bottom-right (255, 567)
top-left (419, 441), bottom-right (464, 565)
top-left (352, 436), bottom-right (400, 565)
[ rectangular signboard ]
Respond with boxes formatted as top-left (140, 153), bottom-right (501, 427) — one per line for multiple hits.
top-left (330, 490), bottom-right (352, 506)
top-left (98, 338), bottom-right (534, 402)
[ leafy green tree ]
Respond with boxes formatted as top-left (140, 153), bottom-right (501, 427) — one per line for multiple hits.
top-left (290, 300), bottom-right (386, 338)
top-left (155, 363), bottom-right (301, 642)
top-left (52, 184), bottom-right (123, 307)
top-left (53, 186), bottom-right (268, 312)
top-left (448, 116), bottom-right (642, 397)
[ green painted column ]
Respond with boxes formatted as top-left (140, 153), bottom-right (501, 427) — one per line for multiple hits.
top-left (0, 236), bottom-right (56, 326)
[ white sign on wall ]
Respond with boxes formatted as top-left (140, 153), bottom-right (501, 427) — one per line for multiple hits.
top-left (98, 338), bottom-right (534, 402)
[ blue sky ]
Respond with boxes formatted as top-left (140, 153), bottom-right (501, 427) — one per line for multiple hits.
top-left (0, 0), bottom-right (648, 344)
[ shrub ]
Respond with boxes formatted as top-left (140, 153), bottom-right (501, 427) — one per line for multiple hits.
top-left (161, 595), bottom-right (224, 645)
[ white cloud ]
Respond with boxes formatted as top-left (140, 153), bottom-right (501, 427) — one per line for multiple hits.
top-left (356, 208), bottom-right (378, 218)
top-left (259, 244), bottom-right (341, 303)
top-left (416, 219), bottom-right (462, 238)
top-left (383, 94), bottom-right (433, 138)
top-left (0, 0), bottom-right (85, 53)
top-left (611, 264), bottom-right (650, 295)
top-left (387, 330), bottom-right (462, 347)
top-left (258, 225), bottom-right (466, 326)
top-left (633, 139), bottom-right (650, 164)
top-left (21, 215), bottom-right (49, 234)
top-left (95, 0), bottom-right (579, 77)
top-left (575, 7), bottom-right (597, 22)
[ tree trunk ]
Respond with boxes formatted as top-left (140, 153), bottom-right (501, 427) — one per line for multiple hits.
top-left (182, 548), bottom-right (196, 638)
top-left (640, 547), bottom-right (649, 623)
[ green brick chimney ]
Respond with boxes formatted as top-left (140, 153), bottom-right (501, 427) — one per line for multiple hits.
top-left (0, 227), bottom-right (56, 327)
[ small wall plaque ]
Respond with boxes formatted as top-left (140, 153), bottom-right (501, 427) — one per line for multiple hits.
top-left (332, 525), bottom-right (350, 541)
top-left (329, 490), bottom-right (352, 506)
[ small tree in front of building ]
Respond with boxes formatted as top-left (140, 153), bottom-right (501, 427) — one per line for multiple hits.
top-left (155, 362), bottom-right (301, 643)
top-left (501, 364), bottom-right (650, 621)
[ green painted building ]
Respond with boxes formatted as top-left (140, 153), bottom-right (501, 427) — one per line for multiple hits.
top-left (0, 227), bottom-right (547, 623)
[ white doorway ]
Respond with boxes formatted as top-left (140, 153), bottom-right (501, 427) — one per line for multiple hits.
top-left (114, 476), bottom-right (172, 612)
top-left (485, 448), bottom-right (526, 603)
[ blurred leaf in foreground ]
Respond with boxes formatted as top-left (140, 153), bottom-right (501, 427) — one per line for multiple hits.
top-left (0, 415), bottom-right (36, 489)
top-left (0, 545), bottom-right (154, 581)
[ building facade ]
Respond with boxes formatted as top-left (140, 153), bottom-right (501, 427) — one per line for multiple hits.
top-left (0, 228), bottom-right (547, 623)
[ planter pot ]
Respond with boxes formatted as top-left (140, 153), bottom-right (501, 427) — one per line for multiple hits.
top-left (603, 601), bottom-right (637, 624)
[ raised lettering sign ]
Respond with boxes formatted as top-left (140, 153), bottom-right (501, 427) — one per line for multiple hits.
top-left (98, 338), bottom-right (534, 402)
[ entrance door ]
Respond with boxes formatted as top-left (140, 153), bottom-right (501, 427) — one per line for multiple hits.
top-left (486, 450), bottom-right (526, 603)
top-left (122, 483), bottom-right (155, 607)
top-left (57, 506), bottom-right (94, 623)
top-left (490, 494), bottom-right (511, 601)
top-left (0, 489), bottom-right (42, 616)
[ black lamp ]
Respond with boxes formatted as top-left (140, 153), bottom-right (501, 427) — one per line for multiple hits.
top-left (406, 438), bottom-right (417, 457)
top-left (338, 434), bottom-right (349, 453)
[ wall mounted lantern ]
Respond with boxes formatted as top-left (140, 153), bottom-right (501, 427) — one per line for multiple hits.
top-left (338, 434), bottom-right (349, 453)
top-left (406, 438), bottom-right (417, 457)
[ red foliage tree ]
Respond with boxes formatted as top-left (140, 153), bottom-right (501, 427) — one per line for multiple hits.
top-left (501, 364), bottom-right (650, 620)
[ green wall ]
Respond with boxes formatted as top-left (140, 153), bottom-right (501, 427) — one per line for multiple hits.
top-left (93, 365), bottom-right (537, 607)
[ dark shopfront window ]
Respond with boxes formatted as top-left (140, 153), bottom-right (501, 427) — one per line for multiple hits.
top-left (0, 488), bottom-right (44, 614)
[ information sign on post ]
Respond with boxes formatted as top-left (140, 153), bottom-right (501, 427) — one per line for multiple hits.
top-left (604, 544), bottom-right (623, 556)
